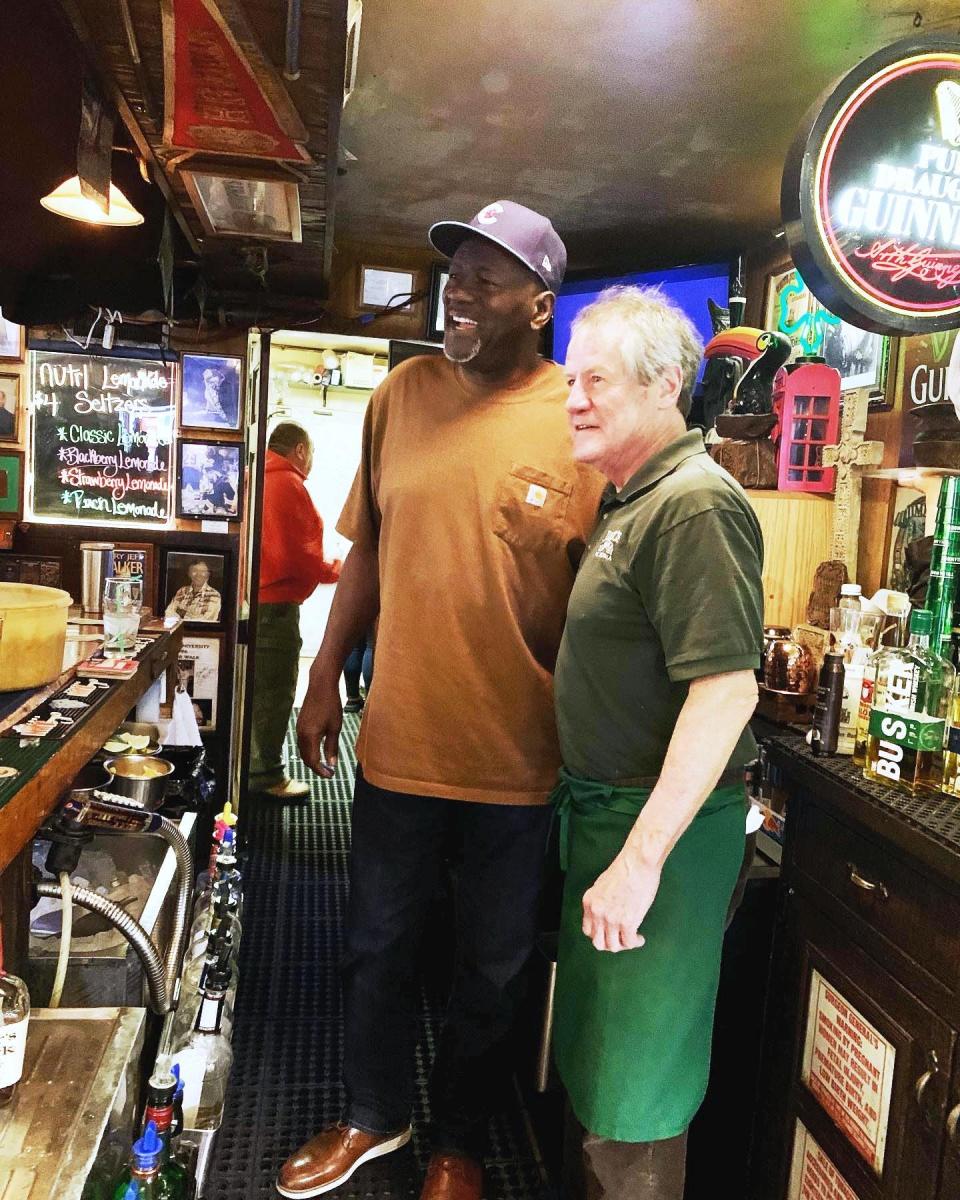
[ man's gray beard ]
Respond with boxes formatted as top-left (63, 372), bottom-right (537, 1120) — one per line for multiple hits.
top-left (443, 336), bottom-right (482, 364)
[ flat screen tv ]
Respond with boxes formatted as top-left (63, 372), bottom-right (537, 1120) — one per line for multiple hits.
top-left (550, 262), bottom-right (731, 372)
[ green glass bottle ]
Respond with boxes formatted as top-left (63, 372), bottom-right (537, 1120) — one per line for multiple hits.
top-left (925, 476), bottom-right (960, 659)
top-left (864, 609), bottom-right (955, 796)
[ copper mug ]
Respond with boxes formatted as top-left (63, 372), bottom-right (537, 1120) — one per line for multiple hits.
top-left (763, 629), bottom-right (815, 694)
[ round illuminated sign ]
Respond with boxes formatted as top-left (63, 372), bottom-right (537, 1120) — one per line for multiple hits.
top-left (783, 37), bottom-right (960, 334)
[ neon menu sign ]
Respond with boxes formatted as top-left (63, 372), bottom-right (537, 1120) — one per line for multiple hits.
top-left (784, 38), bottom-right (960, 335)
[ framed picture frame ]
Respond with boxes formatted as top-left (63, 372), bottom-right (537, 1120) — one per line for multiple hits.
top-left (0, 311), bottom-right (24, 363)
top-left (763, 266), bottom-right (894, 409)
top-left (176, 439), bottom-right (243, 522)
top-left (180, 165), bottom-right (303, 244)
top-left (162, 550), bottom-right (227, 627)
top-left (180, 353), bottom-right (243, 432)
top-left (111, 542), bottom-right (157, 615)
top-left (0, 373), bottom-right (21, 442)
top-left (160, 632), bottom-right (223, 733)
top-left (359, 265), bottom-right (415, 312)
top-left (0, 451), bottom-right (24, 516)
top-left (426, 264), bottom-right (449, 342)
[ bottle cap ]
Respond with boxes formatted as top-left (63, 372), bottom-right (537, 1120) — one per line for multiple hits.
top-left (840, 583), bottom-right (861, 596)
top-left (172, 1062), bottom-right (184, 1100)
top-left (131, 1120), bottom-right (163, 1170)
top-left (910, 608), bottom-right (933, 635)
top-left (215, 800), bottom-right (237, 828)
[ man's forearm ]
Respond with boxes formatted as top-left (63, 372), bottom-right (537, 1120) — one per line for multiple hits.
top-left (309, 542), bottom-right (380, 684)
top-left (623, 670), bottom-right (758, 870)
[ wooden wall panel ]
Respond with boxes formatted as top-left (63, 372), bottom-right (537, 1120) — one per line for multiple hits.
top-left (747, 491), bottom-right (835, 628)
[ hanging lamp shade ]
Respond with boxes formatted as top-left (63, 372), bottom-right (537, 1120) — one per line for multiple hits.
top-left (40, 175), bottom-right (144, 227)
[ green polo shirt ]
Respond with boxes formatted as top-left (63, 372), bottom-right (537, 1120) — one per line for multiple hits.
top-left (554, 429), bottom-right (764, 782)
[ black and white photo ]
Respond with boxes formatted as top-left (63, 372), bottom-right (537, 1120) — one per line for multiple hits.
top-left (177, 439), bottom-right (243, 520)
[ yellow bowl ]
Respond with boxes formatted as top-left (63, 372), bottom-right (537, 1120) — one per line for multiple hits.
top-left (0, 583), bottom-right (73, 692)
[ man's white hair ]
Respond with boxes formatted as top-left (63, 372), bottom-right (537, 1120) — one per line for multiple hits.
top-left (570, 285), bottom-right (704, 417)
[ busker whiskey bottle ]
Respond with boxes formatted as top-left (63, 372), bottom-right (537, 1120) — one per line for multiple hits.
top-left (864, 609), bottom-right (954, 796)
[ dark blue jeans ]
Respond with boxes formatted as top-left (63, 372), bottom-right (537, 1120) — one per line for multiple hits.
top-left (343, 635), bottom-right (374, 698)
top-left (342, 767), bottom-right (552, 1157)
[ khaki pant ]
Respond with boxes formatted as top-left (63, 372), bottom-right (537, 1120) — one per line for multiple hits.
top-left (248, 602), bottom-right (302, 790)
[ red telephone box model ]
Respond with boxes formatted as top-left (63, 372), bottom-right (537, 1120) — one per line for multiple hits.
top-left (776, 361), bottom-right (841, 493)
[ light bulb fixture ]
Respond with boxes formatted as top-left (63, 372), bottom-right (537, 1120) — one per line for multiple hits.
top-left (321, 350), bottom-right (340, 370)
top-left (40, 175), bottom-right (144, 227)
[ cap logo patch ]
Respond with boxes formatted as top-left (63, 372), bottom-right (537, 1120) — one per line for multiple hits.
top-left (542, 254), bottom-right (552, 272)
top-left (476, 203), bottom-right (504, 226)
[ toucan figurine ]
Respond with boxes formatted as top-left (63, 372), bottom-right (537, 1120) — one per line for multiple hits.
top-left (730, 331), bottom-right (792, 415)
top-left (690, 326), bottom-right (764, 431)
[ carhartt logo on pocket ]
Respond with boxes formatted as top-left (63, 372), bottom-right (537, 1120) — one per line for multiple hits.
top-left (525, 483), bottom-right (548, 507)
top-left (595, 529), bottom-right (623, 561)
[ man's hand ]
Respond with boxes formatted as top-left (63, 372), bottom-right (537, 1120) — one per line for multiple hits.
top-left (296, 673), bottom-right (342, 778)
top-left (581, 852), bottom-right (662, 953)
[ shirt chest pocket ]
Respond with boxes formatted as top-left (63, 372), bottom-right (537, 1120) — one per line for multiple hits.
top-left (492, 463), bottom-right (572, 553)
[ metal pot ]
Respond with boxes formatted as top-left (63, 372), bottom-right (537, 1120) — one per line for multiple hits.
top-left (762, 631), bottom-right (815, 694)
top-left (66, 761), bottom-right (112, 802)
top-left (103, 755), bottom-right (174, 810)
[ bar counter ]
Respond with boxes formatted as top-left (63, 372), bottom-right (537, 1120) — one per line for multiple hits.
top-left (750, 722), bottom-right (960, 1200)
top-left (0, 618), bottom-right (184, 875)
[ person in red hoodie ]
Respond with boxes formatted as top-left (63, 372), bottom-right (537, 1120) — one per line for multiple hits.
top-left (250, 421), bottom-right (341, 799)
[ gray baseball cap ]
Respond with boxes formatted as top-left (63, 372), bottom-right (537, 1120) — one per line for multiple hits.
top-left (428, 200), bottom-right (567, 294)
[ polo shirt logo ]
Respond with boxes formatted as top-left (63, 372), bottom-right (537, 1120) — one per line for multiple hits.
top-left (594, 528), bottom-right (623, 561)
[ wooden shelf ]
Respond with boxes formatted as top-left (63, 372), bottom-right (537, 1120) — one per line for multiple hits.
top-left (0, 624), bottom-right (184, 875)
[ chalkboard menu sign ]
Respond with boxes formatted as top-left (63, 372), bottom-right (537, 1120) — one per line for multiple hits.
top-left (30, 351), bottom-right (176, 525)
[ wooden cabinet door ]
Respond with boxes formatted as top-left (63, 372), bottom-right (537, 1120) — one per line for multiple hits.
top-left (759, 893), bottom-right (954, 1200)
top-left (939, 1058), bottom-right (960, 1198)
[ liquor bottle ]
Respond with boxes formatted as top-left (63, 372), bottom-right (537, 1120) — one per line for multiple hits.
top-left (141, 1068), bottom-right (189, 1200)
top-left (187, 891), bottom-right (242, 962)
top-left (170, 924), bottom-right (236, 1048)
top-left (173, 953), bottom-right (234, 1131)
top-left (112, 1121), bottom-right (182, 1200)
top-left (864, 609), bottom-right (954, 795)
top-left (191, 831), bottom-right (243, 928)
top-left (925, 476), bottom-right (960, 659)
top-left (0, 923), bottom-right (30, 1108)
top-left (853, 594), bottom-right (912, 767)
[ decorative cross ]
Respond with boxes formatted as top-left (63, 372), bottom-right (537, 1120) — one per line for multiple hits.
top-left (822, 391), bottom-right (883, 577)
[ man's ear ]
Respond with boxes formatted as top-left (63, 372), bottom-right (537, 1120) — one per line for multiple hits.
top-left (654, 365), bottom-right (684, 411)
top-left (531, 290), bottom-right (555, 332)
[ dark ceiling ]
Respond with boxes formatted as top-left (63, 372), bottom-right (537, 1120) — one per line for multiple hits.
top-left (4, 0), bottom-right (960, 327)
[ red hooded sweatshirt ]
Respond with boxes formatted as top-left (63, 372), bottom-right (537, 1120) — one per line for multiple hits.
top-left (259, 450), bottom-right (341, 604)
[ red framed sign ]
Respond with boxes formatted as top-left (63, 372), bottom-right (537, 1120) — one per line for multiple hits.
top-left (783, 37), bottom-right (960, 335)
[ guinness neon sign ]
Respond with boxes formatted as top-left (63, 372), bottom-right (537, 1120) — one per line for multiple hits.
top-left (783, 38), bottom-right (960, 334)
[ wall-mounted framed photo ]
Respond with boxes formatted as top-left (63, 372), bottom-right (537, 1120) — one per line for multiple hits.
top-left (180, 166), bottom-right (303, 244)
top-left (0, 450), bottom-right (24, 516)
top-left (180, 353), bottom-right (243, 432)
top-left (160, 632), bottom-right (223, 733)
top-left (0, 311), bottom-right (24, 363)
top-left (426, 264), bottom-right (449, 342)
top-left (177, 439), bottom-right (243, 522)
top-left (359, 265), bottom-right (415, 312)
top-left (0, 373), bottom-right (21, 442)
top-left (162, 549), bottom-right (226, 627)
top-left (764, 266), bottom-right (894, 409)
top-left (112, 542), bottom-right (157, 615)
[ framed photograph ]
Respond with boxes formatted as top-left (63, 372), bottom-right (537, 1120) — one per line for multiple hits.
top-left (359, 265), bottom-right (415, 312)
top-left (180, 353), bottom-right (243, 431)
top-left (426, 264), bottom-right (449, 341)
top-left (112, 542), bottom-right (157, 614)
top-left (180, 165), bottom-right (302, 244)
top-left (160, 633), bottom-right (222, 732)
top-left (177, 439), bottom-right (243, 521)
top-left (0, 311), bottom-right (24, 362)
top-left (0, 451), bottom-right (23, 516)
top-left (162, 550), bottom-right (226, 626)
top-left (0, 374), bottom-right (20, 442)
top-left (764, 266), bottom-right (893, 408)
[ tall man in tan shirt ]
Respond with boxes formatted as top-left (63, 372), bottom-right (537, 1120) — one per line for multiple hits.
top-left (279, 202), bottom-right (602, 1200)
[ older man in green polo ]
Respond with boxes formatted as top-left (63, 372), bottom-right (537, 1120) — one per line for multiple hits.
top-left (553, 285), bottom-right (764, 1199)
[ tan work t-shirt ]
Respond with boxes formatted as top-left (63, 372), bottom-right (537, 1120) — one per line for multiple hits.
top-left (338, 354), bottom-right (603, 805)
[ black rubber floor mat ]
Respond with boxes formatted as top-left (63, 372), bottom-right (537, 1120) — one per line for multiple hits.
top-left (207, 712), bottom-right (549, 1200)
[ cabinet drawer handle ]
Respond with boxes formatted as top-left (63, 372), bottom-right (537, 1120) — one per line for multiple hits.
top-left (916, 1051), bottom-right (941, 1134)
top-left (847, 863), bottom-right (888, 901)
top-left (948, 1102), bottom-right (960, 1153)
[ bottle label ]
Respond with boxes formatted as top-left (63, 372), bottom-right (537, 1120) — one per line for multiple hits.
top-left (0, 1018), bottom-right (27, 1087)
top-left (144, 1102), bottom-right (173, 1133)
top-left (868, 708), bottom-right (945, 751)
top-left (195, 994), bottom-right (225, 1034)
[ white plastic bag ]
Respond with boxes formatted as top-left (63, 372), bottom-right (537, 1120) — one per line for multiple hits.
top-left (165, 688), bottom-right (203, 747)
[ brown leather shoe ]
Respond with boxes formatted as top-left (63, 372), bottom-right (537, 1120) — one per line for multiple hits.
top-left (276, 1123), bottom-right (411, 1197)
top-left (419, 1153), bottom-right (484, 1200)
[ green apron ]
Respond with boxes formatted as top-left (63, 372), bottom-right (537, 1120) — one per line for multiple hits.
top-left (551, 768), bottom-right (746, 1142)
